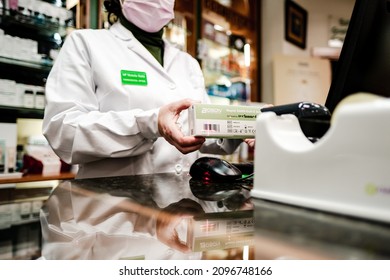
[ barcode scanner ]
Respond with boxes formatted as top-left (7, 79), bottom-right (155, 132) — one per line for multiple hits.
top-left (189, 157), bottom-right (242, 182)
top-left (189, 156), bottom-right (254, 183)
top-left (261, 102), bottom-right (331, 141)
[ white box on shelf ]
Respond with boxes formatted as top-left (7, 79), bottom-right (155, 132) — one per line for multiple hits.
top-left (15, 84), bottom-right (27, 107)
top-left (25, 144), bottom-right (61, 176)
top-left (0, 79), bottom-right (17, 107)
top-left (33, 86), bottom-right (45, 109)
top-left (23, 89), bottom-right (35, 108)
top-left (0, 123), bottom-right (17, 173)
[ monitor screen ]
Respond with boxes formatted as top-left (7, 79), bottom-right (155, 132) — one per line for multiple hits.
top-left (325, 0), bottom-right (390, 113)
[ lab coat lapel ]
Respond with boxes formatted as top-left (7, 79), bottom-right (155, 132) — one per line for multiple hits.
top-left (126, 39), bottom-right (164, 71)
top-left (110, 22), bottom-right (172, 81)
top-left (163, 40), bottom-right (180, 70)
top-left (110, 22), bottom-right (175, 82)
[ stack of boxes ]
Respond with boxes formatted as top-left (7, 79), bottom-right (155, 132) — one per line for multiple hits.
top-left (0, 80), bottom-right (45, 109)
top-left (0, 28), bottom-right (46, 109)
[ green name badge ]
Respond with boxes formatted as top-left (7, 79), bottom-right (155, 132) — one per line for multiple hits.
top-left (121, 70), bottom-right (148, 86)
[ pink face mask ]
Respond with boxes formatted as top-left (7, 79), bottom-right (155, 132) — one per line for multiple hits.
top-left (121, 0), bottom-right (175, 33)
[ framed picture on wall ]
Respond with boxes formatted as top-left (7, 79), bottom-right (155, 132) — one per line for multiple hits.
top-left (285, 0), bottom-right (308, 49)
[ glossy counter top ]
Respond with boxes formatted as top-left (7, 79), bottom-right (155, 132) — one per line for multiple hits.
top-left (40, 173), bottom-right (390, 260)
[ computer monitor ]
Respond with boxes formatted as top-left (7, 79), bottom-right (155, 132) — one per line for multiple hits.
top-left (325, 0), bottom-right (390, 113)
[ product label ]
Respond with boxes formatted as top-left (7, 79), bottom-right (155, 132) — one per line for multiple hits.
top-left (192, 232), bottom-right (254, 251)
top-left (121, 70), bottom-right (148, 86)
top-left (187, 212), bottom-right (254, 251)
top-left (195, 104), bottom-right (261, 120)
top-left (188, 104), bottom-right (261, 138)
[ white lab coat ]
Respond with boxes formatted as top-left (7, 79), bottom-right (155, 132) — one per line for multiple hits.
top-left (43, 22), bottom-right (241, 179)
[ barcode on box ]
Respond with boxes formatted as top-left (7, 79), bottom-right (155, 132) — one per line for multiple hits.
top-left (203, 123), bottom-right (220, 132)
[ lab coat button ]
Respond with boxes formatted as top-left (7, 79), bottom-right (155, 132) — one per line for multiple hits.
top-left (166, 249), bottom-right (174, 256)
top-left (175, 164), bottom-right (183, 175)
top-left (169, 83), bottom-right (176, 90)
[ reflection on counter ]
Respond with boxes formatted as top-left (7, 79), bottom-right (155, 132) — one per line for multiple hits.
top-left (37, 172), bottom-right (390, 260)
top-left (188, 179), bottom-right (253, 253)
top-left (40, 173), bottom-right (254, 260)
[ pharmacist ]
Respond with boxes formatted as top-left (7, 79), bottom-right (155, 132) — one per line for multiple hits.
top-left (42, 0), bottom-right (247, 179)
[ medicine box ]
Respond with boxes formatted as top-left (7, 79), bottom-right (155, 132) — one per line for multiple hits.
top-left (188, 103), bottom-right (261, 138)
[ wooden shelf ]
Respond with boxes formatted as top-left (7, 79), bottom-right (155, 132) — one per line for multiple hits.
top-left (0, 172), bottom-right (76, 184)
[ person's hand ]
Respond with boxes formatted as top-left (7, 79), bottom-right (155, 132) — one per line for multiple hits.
top-left (244, 138), bottom-right (255, 148)
top-left (156, 211), bottom-right (191, 253)
top-left (158, 99), bottom-right (205, 154)
top-left (156, 199), bottom-right (205, 253)
top-left (242, 104), bottom-right (274, 149)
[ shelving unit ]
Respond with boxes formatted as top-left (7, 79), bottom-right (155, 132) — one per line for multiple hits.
top-left (171, 0), bottom-right (260, 103)
top-left (0, 0), bottom-right (75, 260)
top-left (0, 7), bottom-right (69, 37)
top-left (199, 0), bottom-right (259, 103)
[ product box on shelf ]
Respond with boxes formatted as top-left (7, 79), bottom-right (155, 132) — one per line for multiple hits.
top-left (0, 79), bottom-right (17, 107)
top-left (34, 87), bottom-right (45, 109)
top-left (0, 123), bottom-right (17, 174)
